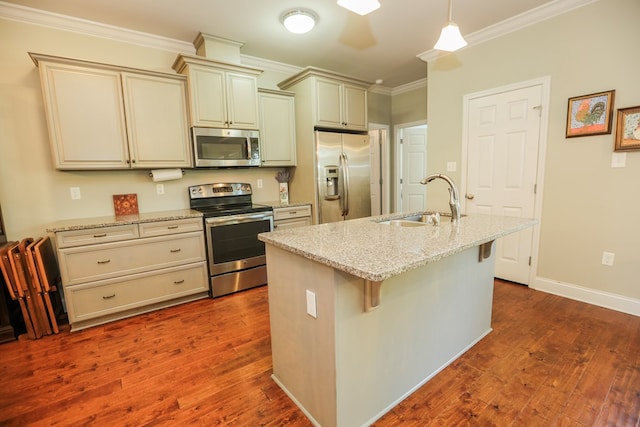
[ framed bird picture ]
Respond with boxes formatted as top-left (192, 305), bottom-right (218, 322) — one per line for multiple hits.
top-left (566, 90), bottom-right (615, 138)
top-left (614, 105), bottom-right (640, 151)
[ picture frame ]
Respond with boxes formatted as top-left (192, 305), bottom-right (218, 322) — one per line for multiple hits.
top-left (113, 193), bottom-right (139, 216)
top-left (614, 105), bottom-right (640, 151)
top-left (566, 90), bottom-right (615, 138)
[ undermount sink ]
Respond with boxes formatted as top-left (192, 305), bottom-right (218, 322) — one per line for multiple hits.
top-left (380, 219), bottom-right (429, 227)
top-left (377, 212), bottom-right (466, 227)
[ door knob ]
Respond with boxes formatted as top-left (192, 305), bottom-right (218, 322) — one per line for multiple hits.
top-left (465, 193), bottom-right (475, 200)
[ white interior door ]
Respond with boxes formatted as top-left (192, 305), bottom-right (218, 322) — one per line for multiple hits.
top-left (399, 125), bottom-right (427, 212)
top-left (465, 84), bottom-right (542, 284)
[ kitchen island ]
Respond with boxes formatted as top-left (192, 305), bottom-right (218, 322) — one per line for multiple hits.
top-left (258, 212), bottom-right (536, 427)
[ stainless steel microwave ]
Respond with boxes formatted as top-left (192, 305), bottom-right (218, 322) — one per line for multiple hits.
top-left (192, 127), bottom-right (261, 168)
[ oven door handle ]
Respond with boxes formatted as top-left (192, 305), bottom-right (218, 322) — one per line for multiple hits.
top-left (206, 212), bottom-right (273, 226)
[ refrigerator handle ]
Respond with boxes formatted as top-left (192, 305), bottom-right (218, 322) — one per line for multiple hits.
top-left (342, 152), bottom-right (350, 217)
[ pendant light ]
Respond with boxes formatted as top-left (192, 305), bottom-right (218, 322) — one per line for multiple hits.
top-left (337, 0), bottom-right (381, 16)
top-left (281, 9), bottom-right (318, 34)
top-left (433, 0), bottom-right (467, 52)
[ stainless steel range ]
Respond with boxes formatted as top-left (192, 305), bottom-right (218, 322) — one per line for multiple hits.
top-left (188, 183), bottom-right (273, 297)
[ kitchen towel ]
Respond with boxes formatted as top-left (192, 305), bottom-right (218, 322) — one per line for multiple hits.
top-left (150, 168), bottom-right (183, 182)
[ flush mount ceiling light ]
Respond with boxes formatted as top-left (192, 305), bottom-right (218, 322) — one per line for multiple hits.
top-left (337, 0), bottom-right (381, 16)
top-left (433, 0), bottom-right (467, 52)
top-left (281, 9), bottom-right (318, 34)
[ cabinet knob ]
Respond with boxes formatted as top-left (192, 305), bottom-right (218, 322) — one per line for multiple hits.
top-left (465, 193), bottom-right (475, 200)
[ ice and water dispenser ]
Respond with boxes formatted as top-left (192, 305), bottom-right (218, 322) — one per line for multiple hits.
top-left (323, 166), bottom-right (339, 200)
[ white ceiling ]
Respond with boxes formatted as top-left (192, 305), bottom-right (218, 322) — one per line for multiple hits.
top-left (3, 0), bottom-right (580, 88)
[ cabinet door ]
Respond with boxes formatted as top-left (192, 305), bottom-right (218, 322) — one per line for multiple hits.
top-left (38, 62), bottom-right (129, 169)
top-left (226, 72), bottom-right (259, 129)
top-left (343, 84), bottom-right (368, 130)
top-left (122, 73), bottom-right (192, 168)
top-left (259, 92), bottom-right (296, 166)
top-left (315, 78), bottom-right (343, 128)
top-left (188, 65), bottom-right (227, 127)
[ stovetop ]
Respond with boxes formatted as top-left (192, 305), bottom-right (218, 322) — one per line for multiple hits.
top-left (188, 182), bottom-right (272, 218)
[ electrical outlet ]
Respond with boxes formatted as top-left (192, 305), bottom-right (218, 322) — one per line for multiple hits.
top-left (156, 183), bottom-right (165, 195)
top-left (70, 187), bottom-right (81, 200)
top-left (257, 179), bottom-right (263, 189)
top-left (601, 251), bottom-right (615, 266)
top-left (306, 290), bottom-right (317, 318)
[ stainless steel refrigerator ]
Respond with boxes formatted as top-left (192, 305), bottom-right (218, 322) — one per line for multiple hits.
top-left (315, 130), bottom-right (371, 223)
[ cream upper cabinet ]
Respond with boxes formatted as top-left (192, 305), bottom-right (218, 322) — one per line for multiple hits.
top-left (31, 53), bottom-right (192, 170)
top-left (315, 78), bottom-right (368, 130)
top-left (258, 89), bottom-right (296, 167)
top-left (173, 55), bottom-right (262, 130)
top-left (279, 67), bottom-right (371, 132)
top-left (121, 73), bottom-right (191, 168)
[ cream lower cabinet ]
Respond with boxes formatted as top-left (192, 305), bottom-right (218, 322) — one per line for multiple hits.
top-left (55, 218), bottom-right (208, 331)
top-left (258, 89), bottom-right (297, 166)
top-left (273, 205), bottom-right (312, 230)
top-left (31, 53), bottom-right (192, 170)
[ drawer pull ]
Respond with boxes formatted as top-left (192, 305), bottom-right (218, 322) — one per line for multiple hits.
top-left (167, 225), bottom-right (179, 229)
top-left (102, 294), bottom-right (116, 299)
top-left (173, 279), bottom-right (185, 285)
top-left (170, 248), bottom-right (182, 253)
top-left (289, 211), bottom-right (297, 215)
top-left (93, 233), bottom-right (107, 238)
top-left (97, 259), bottom-right (111, 264)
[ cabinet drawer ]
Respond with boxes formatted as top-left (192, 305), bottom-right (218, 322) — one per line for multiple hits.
top-left (274, 217), bottom-right (312, 230)
top-left (59, 231), bottom-right (206, 285)
top-left (273, 205), bottom-right (311, 221)
top-left (65, 262), bottom-right (208, 322)
top-left (139, 217), bottom-right (203, 237)
top-left (56, 224), bottom-right (139, 248)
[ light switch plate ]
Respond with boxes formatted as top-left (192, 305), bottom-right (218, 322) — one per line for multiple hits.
top-left (447, 162), bottom-right (457, 172)
top-left (156, 184), bottom-right (165, 195)
top-left (611, 152), bottom-right (626, 168)
top-left (306, 290), bottom-right (317, 318)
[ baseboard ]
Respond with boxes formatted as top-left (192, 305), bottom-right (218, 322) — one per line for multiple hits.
top-left (532, 276), bottom-right (640, 317)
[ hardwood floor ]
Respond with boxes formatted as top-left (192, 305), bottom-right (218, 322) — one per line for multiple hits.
top-left (0, 280), bottom-right (638, 426)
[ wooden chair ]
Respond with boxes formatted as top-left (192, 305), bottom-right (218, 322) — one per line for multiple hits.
top-left (30, 236), bottom-right (61, 333)
top-left (0, 241), bottom-right (37, 339)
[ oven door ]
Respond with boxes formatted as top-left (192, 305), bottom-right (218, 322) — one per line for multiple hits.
top-left (205, 211), bottom-right (273, 275)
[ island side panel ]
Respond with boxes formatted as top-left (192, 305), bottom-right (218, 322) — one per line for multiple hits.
top-left (334, 246), bottom-right (495, 427)
top-left (266, 244), bottom-right (338, 427)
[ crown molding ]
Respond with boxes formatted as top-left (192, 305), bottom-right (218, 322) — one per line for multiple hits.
top-left (240, 54), bottom-right (302, 76)
top-left (391, 78), bottom-right (427, 96)
top-left (417, 0), bottom-right (599, 63)
top-left (369, 85), bottom-right (393, 96)
top-left (0, 1), bottom-right (195, 54)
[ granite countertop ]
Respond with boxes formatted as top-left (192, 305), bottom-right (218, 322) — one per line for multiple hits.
top-left (46, 209), bottom-right (203, 233)
top-left (258, 212), bottom-right (537, 282)
top-left (259, 201), bottom-right (312, 209)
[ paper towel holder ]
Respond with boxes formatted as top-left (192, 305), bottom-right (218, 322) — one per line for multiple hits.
top-left (148, 169), bottom-right (185, 178)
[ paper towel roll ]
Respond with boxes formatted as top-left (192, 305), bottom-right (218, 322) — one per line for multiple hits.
top-left (150, 168), bottom-right (183, 182)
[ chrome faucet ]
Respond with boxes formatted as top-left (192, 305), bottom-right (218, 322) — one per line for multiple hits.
top-left (420, 173), bottom-right (461, 222)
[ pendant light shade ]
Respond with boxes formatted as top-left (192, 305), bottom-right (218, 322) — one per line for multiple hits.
top-left (282, 9), bottom-right (318, 34)
top-left (433, 0), bottom-right (467, 52)
top-left (337, 0), bottom-right (381, 16)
